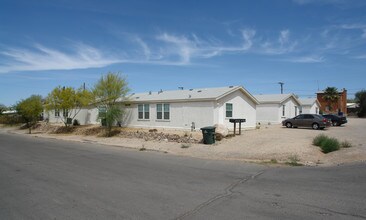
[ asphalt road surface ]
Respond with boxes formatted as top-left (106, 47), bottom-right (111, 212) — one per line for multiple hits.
top-left (1, 131), bottom-right (366, 219)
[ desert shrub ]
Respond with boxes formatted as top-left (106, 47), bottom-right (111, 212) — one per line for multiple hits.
top-left (312, 134), bottom-right (328, 146)
top-left (320, 137), bottom-right (340, 153)
top-left (270, 158), bottom-right (278, 164)
top-left (313, 134), bottom-right (341, 153)
top-left (285, 155), bottom-right (303, 166)
top-left (341, 140), bottom-right (353, 148)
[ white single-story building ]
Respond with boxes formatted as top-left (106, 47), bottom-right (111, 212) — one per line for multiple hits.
top-left (254, 93), bottom-right (301, 124)
top-left (46, 86), bottom-right (259, 131)
top-left (298, 98), bottom-right (321, 114)
top-left (45, 107), bottom-right (99, 125)
top-left (120, 86), bottom-right (259, 131)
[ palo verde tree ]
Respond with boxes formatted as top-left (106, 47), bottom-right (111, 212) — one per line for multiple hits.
top-left (45, 86), bottom-right (93, 127)
top-left (15, 95), bottom-right (43, 134)
top-left (323, 87), bottom-right (339, 112)
top-left (93, 72), bottom-right (129, 136)
top-left (355, 90), bottom-right (366, 117)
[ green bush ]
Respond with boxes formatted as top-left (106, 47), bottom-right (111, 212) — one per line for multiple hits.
top-left (320, 137), bottom-right (340, 153)
top-left (313, 134), bottom-right (341, 153)
top-left (312, 134), bottom-right (328, 146)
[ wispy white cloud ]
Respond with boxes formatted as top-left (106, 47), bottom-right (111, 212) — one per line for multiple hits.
top-left (0, 43), bottom-right (121, 73)
top-left (260, 30), bottom-right (297, 55)
top-left (154, 29), bottom-right (256, 64)
top-left (339, 24), bottom-right (366, 38)
top-left (3, 26), bottom-right (345, 73)
top-left (282, 55), bottom-right (325, 63)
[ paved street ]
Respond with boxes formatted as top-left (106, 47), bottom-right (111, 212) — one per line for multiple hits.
top-left (1, 132), bottom-right (366, 219)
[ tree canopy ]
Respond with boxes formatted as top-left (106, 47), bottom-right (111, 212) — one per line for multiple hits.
top-left (45, 86), bottom-right (93, 126)
top-left (93, 72), bottom-right (129, 136)
top-left (355, 90), bottom-right (366, 117)
top-left (16, 95), bottom-right (43, 134)
top-left (323, 87), bottom-right (339, 112)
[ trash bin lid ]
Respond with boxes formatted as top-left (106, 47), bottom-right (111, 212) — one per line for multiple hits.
top-left (200, 126), bottom-right (216, 131)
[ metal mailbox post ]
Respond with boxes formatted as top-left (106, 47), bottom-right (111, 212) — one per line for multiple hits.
top-left (229, 118), bottom-right (246, 136)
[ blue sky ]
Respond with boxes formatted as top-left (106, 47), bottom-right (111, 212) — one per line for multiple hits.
top-left (1, 0), bottom-right (366, 106)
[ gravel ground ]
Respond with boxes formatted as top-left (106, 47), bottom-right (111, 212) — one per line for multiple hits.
top-left (2, 118), bottom-right (365, 166)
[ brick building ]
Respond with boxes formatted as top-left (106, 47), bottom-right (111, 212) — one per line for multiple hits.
top-left (316, 88), bottom-right (347, 115)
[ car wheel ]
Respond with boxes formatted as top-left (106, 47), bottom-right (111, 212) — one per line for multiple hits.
top-left (312, 123), bottom-right (319, 130)
top-left (332, 121), bottom-right (338, 126)
top-left (285, 122), bottom-right (292, 128)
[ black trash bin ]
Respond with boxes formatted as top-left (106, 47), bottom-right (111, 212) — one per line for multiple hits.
top-left (200, 126), bottom-right (216, 145)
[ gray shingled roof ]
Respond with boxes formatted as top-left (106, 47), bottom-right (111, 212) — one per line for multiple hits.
top-left (298, 98), bottom-right (317, 106)
top-left (119, 86), bottom-right (259, 103)
top-left (254, 94), bottom-right (295, 104)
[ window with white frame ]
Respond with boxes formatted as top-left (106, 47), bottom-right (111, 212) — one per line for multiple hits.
top-left (55, 109), bottom-right (60, 117)
top-left (226, 103), bottom-right (233, 118)
top-left (63, 109), bottom-right (69, 118)
top-left (295, 106), bottom-right (298, 116)
top-left (138, 104), bottom-right (150, 119)
top-left (282, 105), bottom-right (286, 116)
top-left (157, 103), bottom-right (170, 120)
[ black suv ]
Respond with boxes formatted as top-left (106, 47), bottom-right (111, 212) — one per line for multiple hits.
top-left (322, 114), bottom-right (347, 126)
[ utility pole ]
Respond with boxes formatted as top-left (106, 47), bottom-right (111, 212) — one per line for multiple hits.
top-left (278, 82), bottom-right (284, 94)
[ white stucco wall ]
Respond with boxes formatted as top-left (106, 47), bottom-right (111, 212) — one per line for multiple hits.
top-left (215, 90), bottom-right (257, 130)
top-left (256, 97), bottom-right (299, 124)
top-left (45, 108), bottom-right (100, 125)
top-left (256, 104), bottom-right (281, 124)
top-left (122, 101), bottom-right (215, 130)
top-left (301, 103), bottom-right (320, 114)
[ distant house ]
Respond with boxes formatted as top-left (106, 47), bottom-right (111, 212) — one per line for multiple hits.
top-left (119, 86), bottom-right (259, 131)
top-left (316, 88), bottom-right (347, 115)
top-left (1, 110), bottom-right (17, 115)
top-left (298, 98), bottom-right (321, 114)
top-left (254, 94), bottom-right (301, 124)
top-left (347, 102), bottom-right (359, 116)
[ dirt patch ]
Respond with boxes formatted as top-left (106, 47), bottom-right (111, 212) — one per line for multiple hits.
top-left (32, 122), bottom-right (200, 143)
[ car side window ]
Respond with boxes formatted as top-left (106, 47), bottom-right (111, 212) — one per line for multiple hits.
top-left (296, 115), bottom-right (304, 119)
top-left (304, 115), bottom-right (314, 119)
